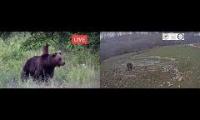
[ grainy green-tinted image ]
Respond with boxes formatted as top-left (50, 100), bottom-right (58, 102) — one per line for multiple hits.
top-left (0, 32), bottom-right (100, 88)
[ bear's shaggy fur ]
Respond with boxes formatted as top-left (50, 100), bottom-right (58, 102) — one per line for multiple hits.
top-left (21, 44), bottom-right (65, 82)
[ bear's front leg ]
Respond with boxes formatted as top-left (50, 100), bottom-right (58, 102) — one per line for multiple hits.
top-left (49, 71), bottom-right (54, 79)
top-left (33, 66), bottom-right (43, 82)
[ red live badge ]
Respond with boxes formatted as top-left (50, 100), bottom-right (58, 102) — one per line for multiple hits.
top-left (71, 34), bottom-right (89, 45)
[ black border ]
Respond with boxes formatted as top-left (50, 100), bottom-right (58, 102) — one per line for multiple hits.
top-left (1, 10), bottom-right (200, 104)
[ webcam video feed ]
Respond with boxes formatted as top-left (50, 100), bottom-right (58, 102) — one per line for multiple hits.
top-left (0, 32), bottom-right (100, 88)
top-left (100, 32), bottom-right (200, 88)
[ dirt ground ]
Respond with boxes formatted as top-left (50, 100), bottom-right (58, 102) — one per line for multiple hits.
top-left (100, 45), bottom-right (200, 88)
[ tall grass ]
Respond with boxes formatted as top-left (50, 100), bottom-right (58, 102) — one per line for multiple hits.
top-left (0, 32), bottom-right (100, 88)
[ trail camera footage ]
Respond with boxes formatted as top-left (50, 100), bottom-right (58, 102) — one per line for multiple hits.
top-left (100, 32), bottom-right (200, 88)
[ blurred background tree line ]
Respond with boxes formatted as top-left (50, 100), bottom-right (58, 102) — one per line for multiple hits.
top-left (0, 32), bottom-right (100, 52)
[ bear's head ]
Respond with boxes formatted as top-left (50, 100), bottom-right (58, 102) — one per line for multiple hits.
top-left (51, 50), bottom-right (65, 67)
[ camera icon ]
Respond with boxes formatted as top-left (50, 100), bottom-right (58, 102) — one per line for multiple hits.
top-left (177, 33), bottom-right (184, 40)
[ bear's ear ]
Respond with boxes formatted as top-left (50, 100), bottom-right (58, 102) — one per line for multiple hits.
top-left (57, 50), bottom-right (62, 55)
top-left (52, 53), bottom-right (57, 57)
top-left (42, 43), bottom-right (49, 55)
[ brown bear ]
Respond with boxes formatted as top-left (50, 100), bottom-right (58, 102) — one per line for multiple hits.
top-left (126, 63), bottom-right (133, 71)
top-left (21, 44), bottom-right (65, 82)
